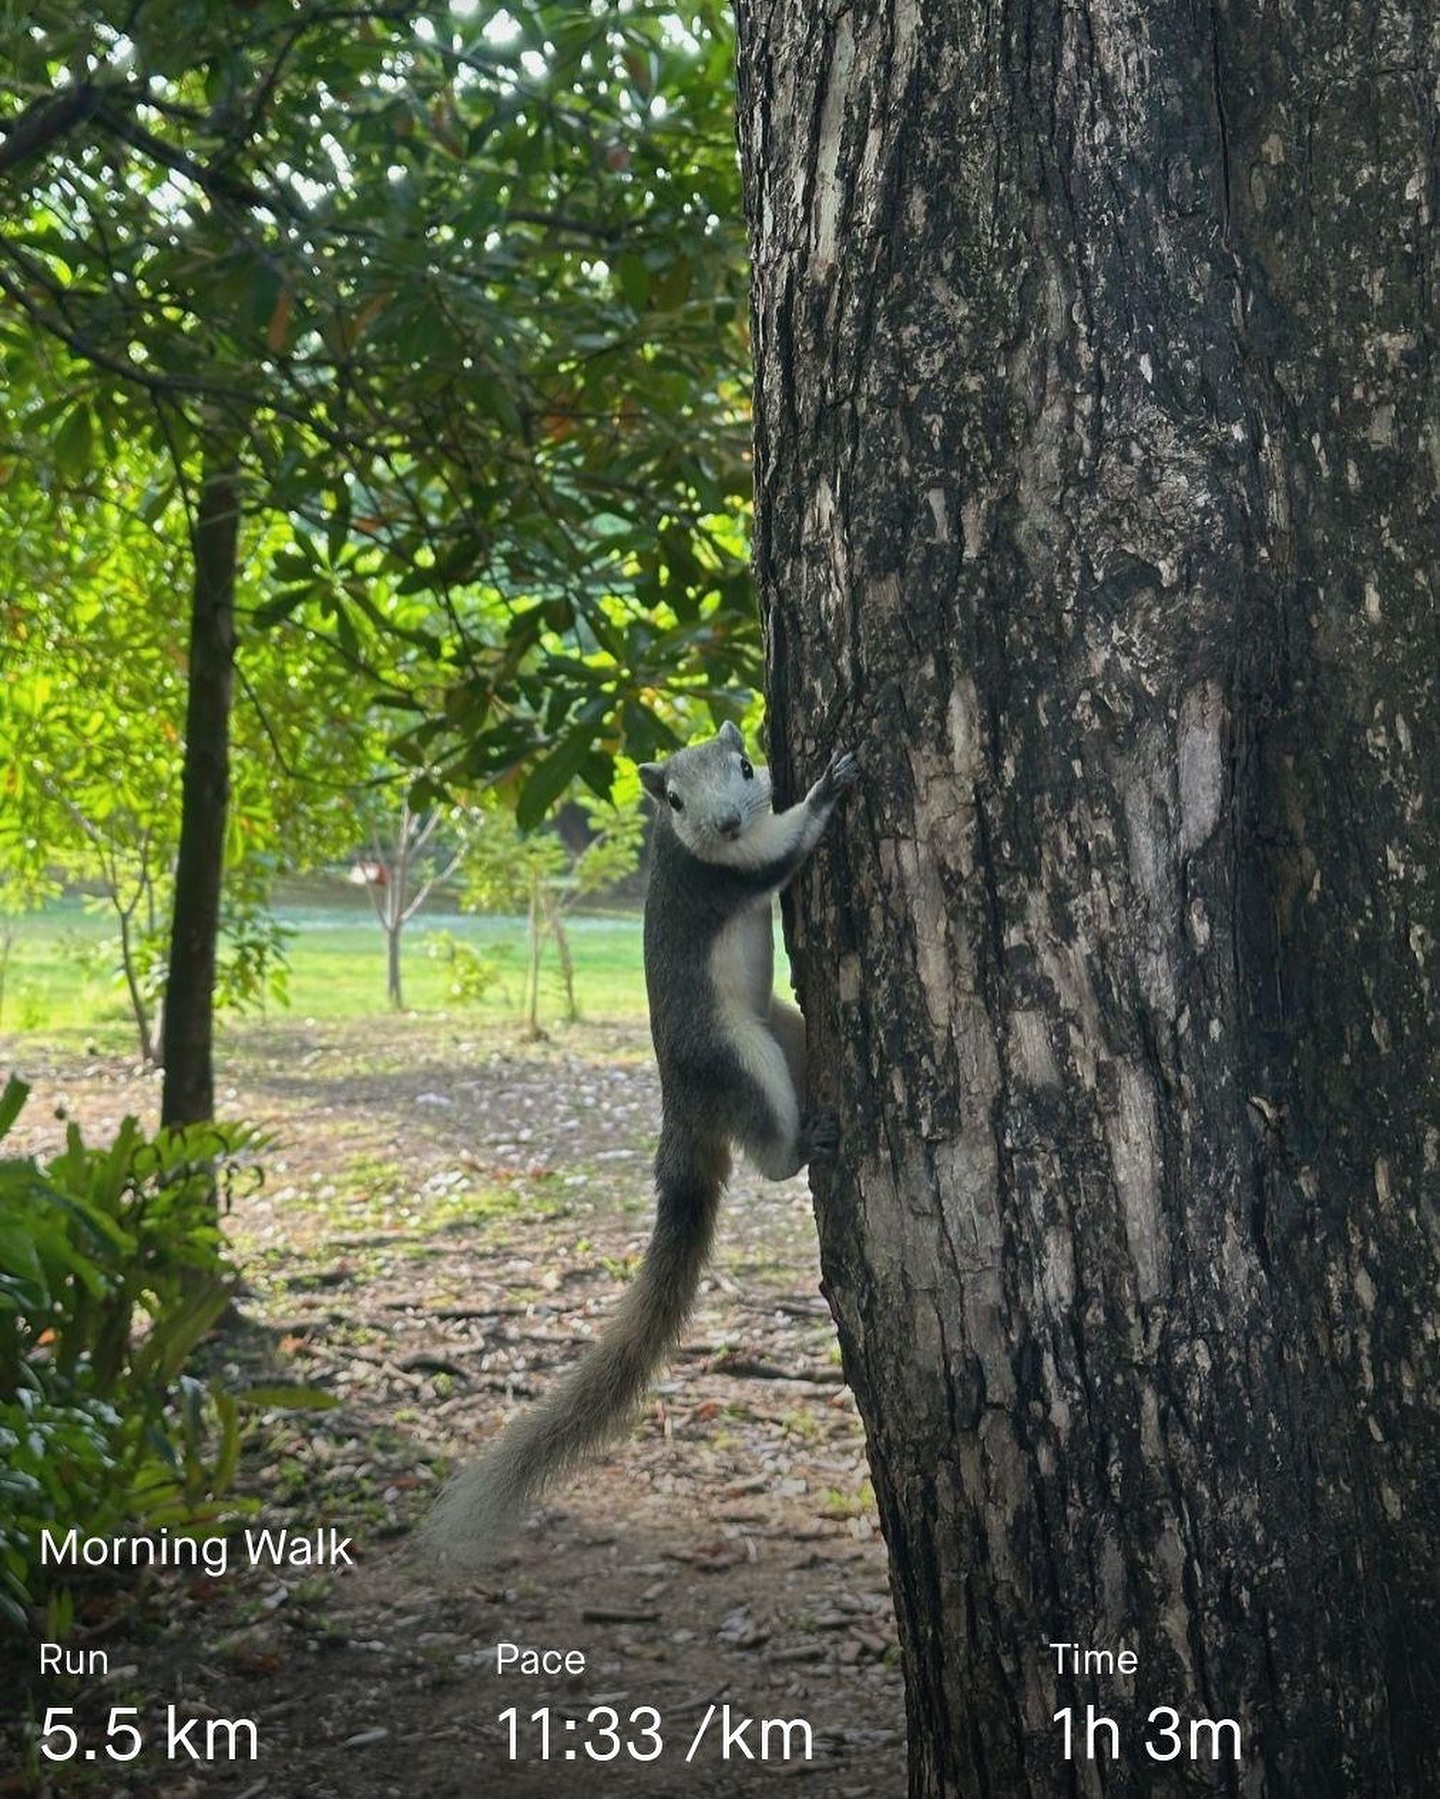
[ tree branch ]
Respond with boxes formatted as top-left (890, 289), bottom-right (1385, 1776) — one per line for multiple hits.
top-left (400, 835), bottom-right (467, 925)
top-left (0, 81), bottom-right (102, 177)
top-left (91, 96), bottom-right (306, 220)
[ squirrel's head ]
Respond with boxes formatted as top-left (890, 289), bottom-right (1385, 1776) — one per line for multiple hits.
top-left (638, 722), bottom-right (773, 859)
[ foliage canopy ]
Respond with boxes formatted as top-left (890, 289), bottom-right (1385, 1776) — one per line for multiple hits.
top-left (1, 1), bottom-right (756, 817)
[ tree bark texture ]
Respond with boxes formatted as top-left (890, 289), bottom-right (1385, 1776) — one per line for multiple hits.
top-left (161, 445), bottom-right (240, 1127)
top-left (737, 2), bottom-right (1437, 1794)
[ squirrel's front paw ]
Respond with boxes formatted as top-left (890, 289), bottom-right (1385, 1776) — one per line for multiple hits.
top-left (805, 1111), bottom-right (840, 1162)
top-left (821, 749), bottom-right (859, 798)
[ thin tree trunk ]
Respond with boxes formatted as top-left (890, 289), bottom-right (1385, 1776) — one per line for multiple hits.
top-left (738, 2), bottom-right (1438, 1794)
top-left (387, 921), bottom-right (404, 1010)
top-left (161, 442), bottom-right (240, 1127)
top-left (550, 900), bottom-right (577, 1023)
top-left (115, 904), bottom-right (154, 1065)
top-left (385, 800), bottom-right (414, 1010)
top-left (524, 875), bottom-right (543, 1038)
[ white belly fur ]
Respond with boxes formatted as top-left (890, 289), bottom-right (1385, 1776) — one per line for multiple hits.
top-left (710, 904), bottom-right (774, 1020)
top-left (709, 905), bottom-right (797, 1139)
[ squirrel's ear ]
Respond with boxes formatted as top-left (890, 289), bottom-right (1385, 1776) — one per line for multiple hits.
top-left (638, 762), bottom-right (667, 801)
top-left (717, 720), bottom-right (744, 750)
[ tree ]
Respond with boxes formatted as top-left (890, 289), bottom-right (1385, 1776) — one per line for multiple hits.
top-left (542, 794), bottom-right (646, 1024)
top-left (461, 791), bottom-right (644, 1036)
top-left (737, 3), bottom-right (1436, 1793)
top-left (353, 795), bottom-right (470, 1012)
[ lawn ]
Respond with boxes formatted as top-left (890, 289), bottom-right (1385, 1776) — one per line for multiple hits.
top-left (0, 888), bottom-right (650, 1039)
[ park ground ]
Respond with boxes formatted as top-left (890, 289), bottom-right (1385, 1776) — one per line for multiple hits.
top-left (0, 907), bottom-right (906, 1797)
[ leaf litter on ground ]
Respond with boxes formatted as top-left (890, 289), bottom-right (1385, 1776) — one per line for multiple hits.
top-left (1, 1016), bottom-right (905, 1796)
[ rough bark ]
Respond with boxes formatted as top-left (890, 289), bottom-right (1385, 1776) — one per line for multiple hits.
top-left (736, 2), bottom-right (1438, 1794)
top-left (161, 445), bottom-right (240, 1127)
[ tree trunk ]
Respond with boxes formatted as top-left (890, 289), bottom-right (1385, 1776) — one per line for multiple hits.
top-left (161, 443), bottom-right (240, 1127)
top-left (550, 900), bottom-right (578, 1023)
top-left (524, 875), bottom-right (544, 1039)
top-left (737, 4), bottom-right (1437, 1795)
top-left (387, 920), bottom-right (404, 1010)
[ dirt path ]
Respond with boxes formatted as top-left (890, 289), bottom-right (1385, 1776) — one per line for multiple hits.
top-left (1, 1019), bottom-right (906, 1796)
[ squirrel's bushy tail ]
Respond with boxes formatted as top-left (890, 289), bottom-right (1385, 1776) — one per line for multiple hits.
top-left (419, 1125), bottom-right (728, 1567)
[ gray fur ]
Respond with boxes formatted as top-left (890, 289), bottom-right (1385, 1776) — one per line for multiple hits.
top-left (420, 725), bottom-right (857, 1566)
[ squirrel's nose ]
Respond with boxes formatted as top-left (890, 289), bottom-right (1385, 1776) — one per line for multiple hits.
top-left (719, 811), bottom-right (743, 839)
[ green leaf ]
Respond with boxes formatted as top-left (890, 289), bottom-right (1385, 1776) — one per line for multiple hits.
top-left (131, 1280), bottom-right (233, 1384)
top-left (252, 586), bottom-right (314, 629)
top-left (516, 724), bottom-right (600, 830)
top-left (211, 1389), bottom-right (242, 1491)
top-left (614, 252), bottom-right (650, 313)
top-left (0, 1077), bottom-right (28, 1142)
top-left (52, 405), bottom-right (93, 478)
top-left (236, 1385), bottom-right (341, 1411)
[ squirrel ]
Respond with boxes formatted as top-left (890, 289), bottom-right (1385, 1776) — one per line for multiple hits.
top-left (421, 721), bottom-right (859, 1564)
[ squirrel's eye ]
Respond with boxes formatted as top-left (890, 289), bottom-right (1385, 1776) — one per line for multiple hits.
top-left (739, 758), bottom-right (754, 780)
top-left (667, 791), bottom-right (684, 812)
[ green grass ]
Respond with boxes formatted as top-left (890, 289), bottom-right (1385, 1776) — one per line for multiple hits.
top-left (0, 893), bottom-right (649, 1037)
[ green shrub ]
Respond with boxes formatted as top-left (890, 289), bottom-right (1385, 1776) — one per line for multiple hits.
top-left (425, 928), bottom-right (503, 1003)
top-left (0, 1076), bottom-right (264, 1629)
